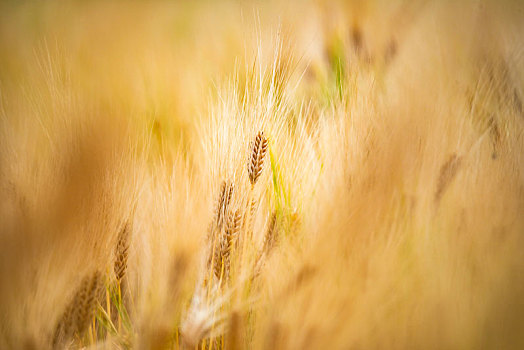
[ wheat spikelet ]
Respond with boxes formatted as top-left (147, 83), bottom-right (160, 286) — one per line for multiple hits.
top-left (206, 181), bottom-right (226, 243)
top-left (262, 211), bottom-right (278, 255)
top-left (111, 222), bottom-right (132, 328)
top-left (210, 181), bottom-right (234, 237)
top-left (252, 212), bottom-right (279, 279)
top-left (250, 198), bottom-right (258, 218)
top-left (247, 198), bottom-right (258, 235)
top-left (224, 210), bottom-right (242, 253)
top-left (52, 271), bottom-right (103, 348)
top-left (435, 154), bottom-right (463, 204)
top-left (215, 181), bottom-right (227, 229)
top-left (223, 183), bottom-right (234, 220)
top-left (217, 181), bottom-right (227, 207)
top-left (73, 271), bottom-right (103, 335)
top-left (213, 209), bottom-right (241, 281)
top-left (247, 131), bottom-right (268, 185)
top-left (213, 244), bottom-right (224, 281)
top-left (219, 182), bottom-right (234, 228)
top-left (208, 181), bottom-right (234, 273)
top-left (221, 210), bottom-right (242, 279)
top-left (114, 222), bottom-right (131, 283)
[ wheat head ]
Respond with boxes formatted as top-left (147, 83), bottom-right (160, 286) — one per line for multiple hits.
top-left (247, 131), bottom-right (268, 186)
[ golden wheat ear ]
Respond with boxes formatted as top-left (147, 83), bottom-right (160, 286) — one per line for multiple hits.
top-left (248, 131), bottom-right (268, 186)
top-left (212, 181), bottom-right (234, 234)
top-left (208, 181), bottom-right (234, 272)
top-left (220, 209), bottom-right (242, 280)
top-left (114, 221), bottom-right (131, 284)
top-left (52, 271), bottom-right (103, 348)
top-left (212, 209), bottom-right (241, 283)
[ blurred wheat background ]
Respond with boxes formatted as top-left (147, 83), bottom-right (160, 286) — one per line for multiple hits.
top-left (0, 0), bottom-right (523, 349)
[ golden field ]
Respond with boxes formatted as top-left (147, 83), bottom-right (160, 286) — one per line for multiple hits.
top-left (0, 0), bottom-right (523, 349)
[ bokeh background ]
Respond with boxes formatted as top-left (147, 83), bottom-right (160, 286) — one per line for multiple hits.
top-left (0, 0), bottom-right (523, 349)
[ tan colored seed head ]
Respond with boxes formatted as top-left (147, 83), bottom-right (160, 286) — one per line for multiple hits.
top-left (114, 222), bottom-right (131, 283)
top-left (52, 271), bottom-right (103, 348)
top-left (248, 131), bottom-right (268, 185)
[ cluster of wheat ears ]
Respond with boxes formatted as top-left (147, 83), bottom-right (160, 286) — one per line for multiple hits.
top-left (49, 131), bottom-right (280, 349)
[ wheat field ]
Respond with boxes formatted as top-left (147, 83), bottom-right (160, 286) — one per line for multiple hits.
top-left (0, 0), bottom-right (523, 349)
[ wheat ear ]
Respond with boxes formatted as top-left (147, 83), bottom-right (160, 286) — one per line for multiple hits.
top-left (253, 212), bottom-right (278, 277)
top-left (114, 222), bottom-right (131, 284)
top-left (52, 271), bottom-right (103, 348)
top-left (207, 181), bottom-right (234, 284)
top-left (209, 181), bottom-right (234, 239)
top-left (247, 131), bottom-right (268, 186)
top-left (218, 209), bottom-right (242, 281)
top-left (241, 131), bottom-right (268, 255)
